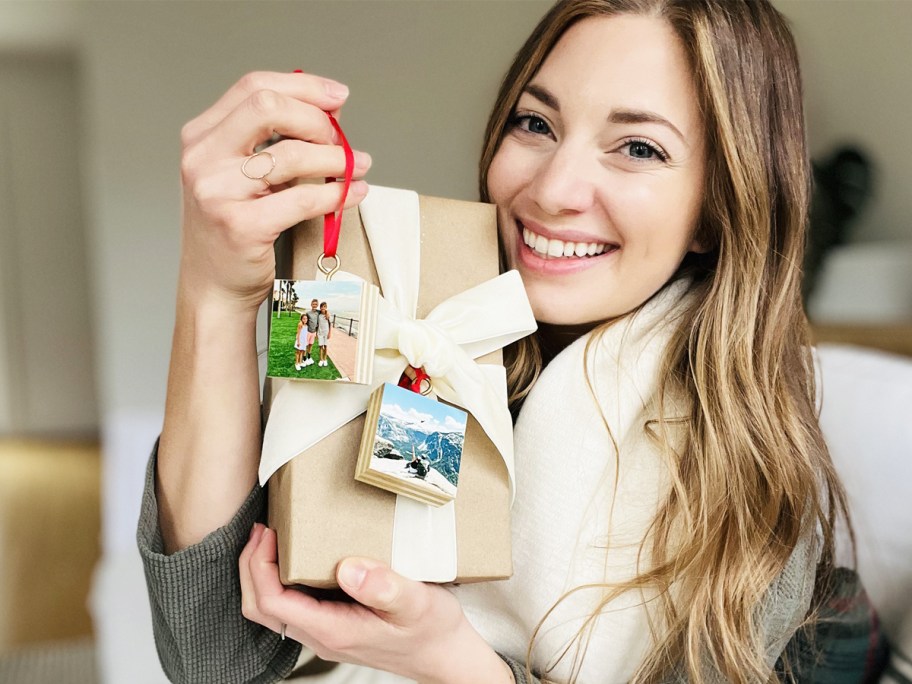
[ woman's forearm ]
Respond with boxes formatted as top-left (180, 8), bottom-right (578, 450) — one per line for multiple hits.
top-left (156, 285), bottom-right (263, 553)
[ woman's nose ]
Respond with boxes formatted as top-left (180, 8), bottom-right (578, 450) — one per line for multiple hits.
top-left (525, 143), bottom-right (597, 216)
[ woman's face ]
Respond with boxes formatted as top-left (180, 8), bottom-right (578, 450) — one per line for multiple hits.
top-left (488, 15), bottom-right (707, 325)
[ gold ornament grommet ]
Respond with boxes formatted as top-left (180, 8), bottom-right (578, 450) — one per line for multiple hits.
top-left (317, 253), bottom-right (341, 280)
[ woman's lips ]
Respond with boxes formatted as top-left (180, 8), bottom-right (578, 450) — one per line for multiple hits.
top-left (514, 219), bottom-right (619, 274)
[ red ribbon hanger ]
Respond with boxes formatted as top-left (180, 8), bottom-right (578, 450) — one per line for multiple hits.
top-left (323, 112), bottom-right (353, 259)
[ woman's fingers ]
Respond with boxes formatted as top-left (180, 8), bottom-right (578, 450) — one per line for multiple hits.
top-left (195, 91), bottom-right (339, 160)
top-left (175, 70), bottom-right (368, 318)
top-left (196, 140), bottom-right (370, 203)
top-left (239, 523), bottom-right (280, 631)
top-left (245, 527), bottom-right (322, 641)
top-left (250, 139), bottom-right (371, 189)
top-left (182, 71), bottom-right (349, 149)
top-left (242, 533), bottom-right (468, 676)
top-left (337, 558), bottom-right (436, 626)
top-left (246, 528), bottom-right (362, 645)
top-left (239, 180), bottom-right (369, 239)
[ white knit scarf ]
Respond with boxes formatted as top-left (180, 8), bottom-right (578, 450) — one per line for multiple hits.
top-left (452, 278), bottom-right (695, 683)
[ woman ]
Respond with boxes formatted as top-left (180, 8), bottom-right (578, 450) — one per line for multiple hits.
top-left (317, 302), bottom-right (332, 368)
top-left (140, 0), bottom-right (851, 682)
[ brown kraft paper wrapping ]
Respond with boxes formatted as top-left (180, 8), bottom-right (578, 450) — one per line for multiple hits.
top-left (265, 194), bottom-right (513, 589)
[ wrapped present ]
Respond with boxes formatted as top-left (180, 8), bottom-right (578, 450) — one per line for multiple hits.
top-left (260, 187), bottom-right (536, 588)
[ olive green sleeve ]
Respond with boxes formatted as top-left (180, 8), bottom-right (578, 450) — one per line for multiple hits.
top-left (136, 443), bottom-right (302, 683)
top-left (499, 654), bottom-right (542, 684)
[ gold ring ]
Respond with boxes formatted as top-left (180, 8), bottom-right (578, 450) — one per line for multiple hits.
top-left (241, 150), bottom-right (277, 190)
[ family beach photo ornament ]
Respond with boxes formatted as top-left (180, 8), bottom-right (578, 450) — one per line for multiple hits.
top-left (356, 382), bottom-right (467, 506)
top-left (267, 278), bottom-right (377, 384)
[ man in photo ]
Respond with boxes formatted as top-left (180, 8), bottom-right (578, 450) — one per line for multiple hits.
top-left (301, 298), bottom-right (321, 366)
top-left (406, 449), bottom-right (428, 480)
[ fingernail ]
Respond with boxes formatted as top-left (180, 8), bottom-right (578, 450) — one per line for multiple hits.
top-left (338, 560), bottom-right (367, 589)
top-left (250, 523), bottom-right (267, 547)
top-left (293, 69), bottom-right (304, 74)
top-left (354, 151), bottom-right (372, 168)
top-left (324, 79), bottom-right (349, 100)
top-left (351, 180), bottom-right (370, 196)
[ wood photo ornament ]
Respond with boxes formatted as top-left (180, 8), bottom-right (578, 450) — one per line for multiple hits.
top-left (355, 373), bottom-right (467, 507)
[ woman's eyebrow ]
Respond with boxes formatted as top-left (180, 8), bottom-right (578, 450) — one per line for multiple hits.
top-left (608, 108), bottom-right (686, 144)
top-left (522, 87), bottom-right (688, 146)
top-left (523, 83), bottom-right (560, 112)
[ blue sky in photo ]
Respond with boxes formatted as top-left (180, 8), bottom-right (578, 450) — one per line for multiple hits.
top-left (380, 383), bottom-right (467, 434)
top-left (281, 279), bottom-right (362, 318)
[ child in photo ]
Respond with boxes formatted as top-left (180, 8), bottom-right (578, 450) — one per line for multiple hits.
top-left (316, 301), bottom-right (332, 367)
top-left (301, 298), bottom-right (321, 367)
top-left (293, 314), bottom-right (307, 370)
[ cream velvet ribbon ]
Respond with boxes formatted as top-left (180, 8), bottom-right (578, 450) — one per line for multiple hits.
top-left (259, 187), bottom-right (536, 579)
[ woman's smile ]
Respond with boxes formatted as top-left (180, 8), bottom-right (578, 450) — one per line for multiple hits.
top-left (519, 218), bottom-right (618, 259)
top-left (513, 217), bottom-right (620, 275)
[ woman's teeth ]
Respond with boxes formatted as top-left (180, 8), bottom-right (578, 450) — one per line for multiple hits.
top-left (522, 226), bottom-right (613, 259)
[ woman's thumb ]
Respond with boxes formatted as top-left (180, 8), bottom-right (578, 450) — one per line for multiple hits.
top-left (337, 557), bottom-right (422, 619)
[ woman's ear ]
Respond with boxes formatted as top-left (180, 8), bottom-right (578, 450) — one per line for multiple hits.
top-left (688, 237), bottom-right (711, 254)
top-left (688, 224), bottom-right (714, 255)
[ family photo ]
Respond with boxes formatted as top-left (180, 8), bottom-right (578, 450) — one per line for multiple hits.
top-left (267, 279), bottom-right (366, 382)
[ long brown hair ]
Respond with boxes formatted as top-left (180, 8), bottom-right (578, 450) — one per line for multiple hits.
top-left (481, 1), bottom-right (849, 681)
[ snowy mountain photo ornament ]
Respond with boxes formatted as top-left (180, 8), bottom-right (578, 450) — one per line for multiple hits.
top-left (355, 382), bottom-right (467, 506)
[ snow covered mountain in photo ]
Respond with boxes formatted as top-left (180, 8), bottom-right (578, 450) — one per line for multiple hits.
top-left (377, 414), bottom-right (419, 447)
top-left (375, 414), bottom-right (464, 487)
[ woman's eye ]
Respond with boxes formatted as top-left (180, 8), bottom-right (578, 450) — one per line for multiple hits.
top-left (629, 142), bottom-right (654, 158)
top-left (622, 139), bottom-right (668, 162)
top-left (513, 114), bottom-right (552, 136)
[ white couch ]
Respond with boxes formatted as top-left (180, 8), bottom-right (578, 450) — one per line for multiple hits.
top-left (816, 344), bottom-right (912, 681)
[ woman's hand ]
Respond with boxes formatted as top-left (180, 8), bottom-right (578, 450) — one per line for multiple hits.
top-left (158, 71), bottom-right (370, 552)
top-left (178, 70), bottom-right (371, 314)
top-left (239, 524), bottom-right (515, 684)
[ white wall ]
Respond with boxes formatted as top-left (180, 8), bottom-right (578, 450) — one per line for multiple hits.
top-left (0, 1), bottom-right (80, 52)
top-left (777, 0), bottom-right (912, 242)
top-left (0, 55), bottom-right (98, 435)
top-left (0, 78), bottom-right (13, 433)
top-left (0, 1), bottom-right (89, 435)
